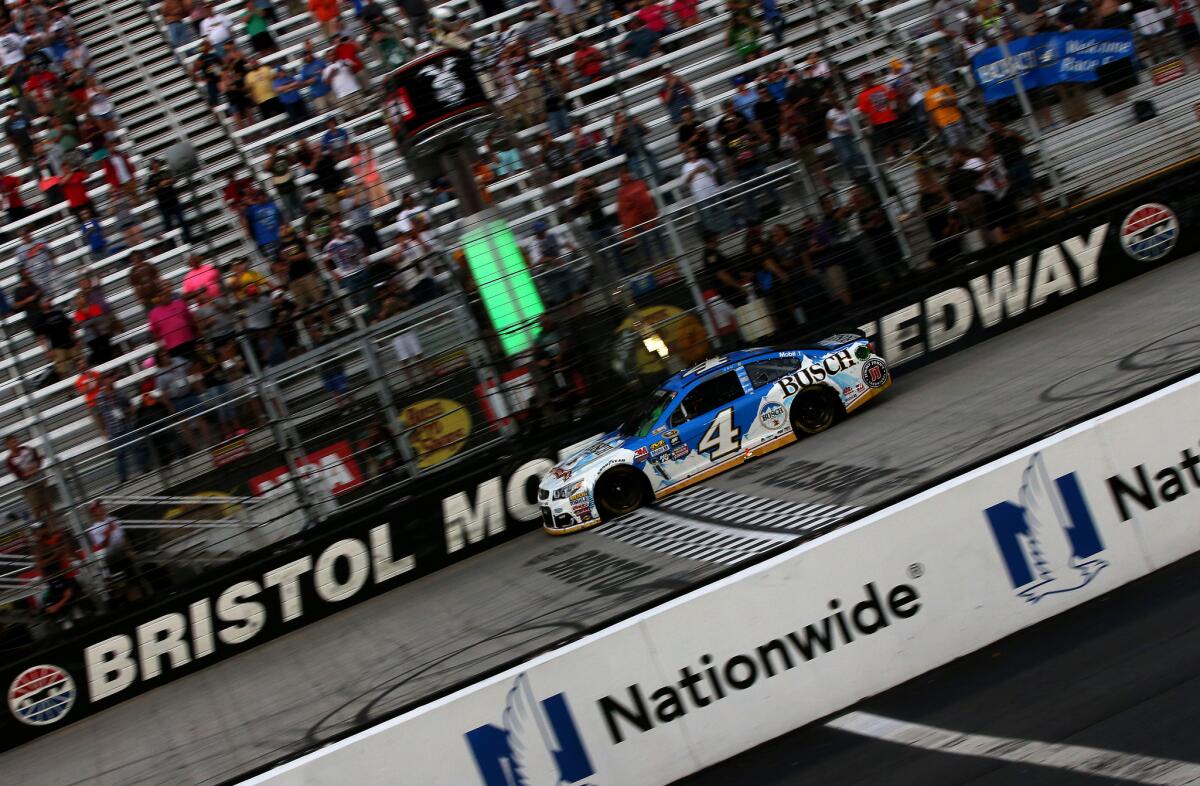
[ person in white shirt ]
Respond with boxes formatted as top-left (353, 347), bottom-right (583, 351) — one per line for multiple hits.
top-left (0, 26), bottom-right (28, 67)
top-left (682, 146), bottom-right (729, 233)
top-left (322, 59), bottom-right (362, 112)
top-left (826, 100), bottom-right (866, 180)
top-left (394, 193), bottom-right (429, 234)
top-left (87, 500), bottom-right (137, 580)
top-left (199, 11), bottom-right (232, 56)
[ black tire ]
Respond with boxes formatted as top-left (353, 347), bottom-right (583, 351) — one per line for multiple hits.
top-left (790, 388), bottom-right (839, 435)
top-left (595, 466), bottom-right (647, 520)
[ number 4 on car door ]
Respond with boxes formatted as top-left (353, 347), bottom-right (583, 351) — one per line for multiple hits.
top-left (698, 407), bottom-right (741, 461)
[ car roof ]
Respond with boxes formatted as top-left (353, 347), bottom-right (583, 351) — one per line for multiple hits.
top-left (660, 347), bottom-right (785, 392)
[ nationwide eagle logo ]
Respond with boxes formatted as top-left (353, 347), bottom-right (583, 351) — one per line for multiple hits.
top-left (466, 673), bottom-right (597, 786)
top-left (985, 453), bottom-right (1108, 603)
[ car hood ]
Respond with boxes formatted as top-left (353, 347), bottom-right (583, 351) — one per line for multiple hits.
top-left (541, 430), bottom-right (635, 489)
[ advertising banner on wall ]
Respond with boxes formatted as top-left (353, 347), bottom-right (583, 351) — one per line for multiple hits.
top-left (243, 372), bottom-right (1200, 786)
top-left (972, 29), bottom-right (1138, 103)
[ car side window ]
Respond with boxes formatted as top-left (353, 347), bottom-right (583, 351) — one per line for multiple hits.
top-left (672, 372), bottom-right (746, 424)
top-left (743, 358), bottom-right (802, 389)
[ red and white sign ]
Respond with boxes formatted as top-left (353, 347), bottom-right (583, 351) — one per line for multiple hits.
top-left (476, 368), bottom-right (535, 430)
top-left (250, 441), bottom-right (364, 498)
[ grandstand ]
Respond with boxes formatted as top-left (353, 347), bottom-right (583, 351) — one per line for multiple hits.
top-left (1, 0), bottom-right (1199, 643)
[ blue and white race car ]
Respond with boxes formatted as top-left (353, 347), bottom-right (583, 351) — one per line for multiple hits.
top-left (537, 334), bottom-right (891, 534)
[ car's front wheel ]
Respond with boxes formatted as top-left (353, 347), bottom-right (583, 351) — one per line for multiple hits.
top-left (790, 388), bottom-right (840, 435)
top-left (594, 467), bottom-right (647, 520)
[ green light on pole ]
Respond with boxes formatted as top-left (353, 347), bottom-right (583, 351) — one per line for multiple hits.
top-left (462, 220), bottom-right (544, 356)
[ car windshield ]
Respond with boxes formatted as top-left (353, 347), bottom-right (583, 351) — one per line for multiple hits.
top-left (629, 388), bottom-right (676, 437)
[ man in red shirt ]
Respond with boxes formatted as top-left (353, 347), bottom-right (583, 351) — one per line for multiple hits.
top-left (573, 39), bottom-right (606, 83)
top-left (856, 73), bottom-right (901, 161)
top-left (0, 171), bottom-right (31, 222)
top-left (61, 164), bottom-right (93, 222)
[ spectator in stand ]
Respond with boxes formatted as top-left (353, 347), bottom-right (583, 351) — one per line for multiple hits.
top-left (193, 40), bottom-right (224, 106)
top-left (987, 115), bottom-right (1043, 215)
top-left (1174, 0), bottom-right (1200, 68)
top-left (162, 0), bottom-right (192, 47)
top-left (60, 162), bottom-right (93, 222)
top-left (851, 185), bottom-right (907, 286)
top-left (226, 256), bottom-right (270, 303)
top-left (273, 65), bottom-right (309, 125)
top-left (524, 219), bottom-right (580, 307)
top-left (331, 32), bottom-right (370, 94)
top-left (93, 373), bottom-right (144, 483)
top-left (199, 4), bottom-right (234, 57)
top-left (148, 288), bottom-right (199, 358)
top-left (245, 56), bottom-right (282, 118)
top-left (146, 159), bottom-right (193, 244)
top-left (672, 0), bottom-right (700, 28)
top-left (761, 0), bottom-right (784, 44)
top-left (573, 38), bottom-right (606, 83)
top-left (609, 110), bottom-right (652, 178)
top-left (300, 43), bottom-right (334, 114)
top-left (221, 62), bottom-right (254, 130)
top-left (263, 145), bottom-right (303, 221)
top-left (86, 499), bottom-right (139, 585)
top-left (324, 53), bottom-right (364, 113)
top-left (1, 169), bottom-right (33, 223)
top-left (325, 223), bottom-right (372, 310)
top-left (616, 167), bottom-right (669, 265)
top-left (5, 107), bottom-right (39, 170)
top-left (101, 146), bottom-right (138, 203)
top-left (275, 223), bottom-right (326, 315)
top-left (74, 357), bottom-right (105, 433)
top-left (37, 296), bottom-right (81, 382)
top-left (83, 203), bottom-right (112, 248)
top-left (549, 0), bottom-right (584, 36)
top-left (572, 174), bottom-right (622, 272)
top-left (931, 0), bottom-right (974, 39)
top-left (682, 146), bottom-right (729, 234)
top-left (621, 17), bottom-right (662, 61)
top-left (915, 167), bottom-right (963, 267)
top-left (659, 69), bottom-right (695, 125)
top-left (6, 435), bottom-right (56, 525)
top-left (340, 184), bottom-right (382, 253)
top-left (753, 83), bottom-right (783, 150)
top-left (309, 0), bottom-right (340, 38)
top-left (191, 289), bottom-right (238, 347)
top-left (536, 62), bottom-right (573, 136)
top-left (825, 96), bottom-right (866, 182)
top-left (73, 289), bottom-right (117, 364)
top-left (245, 0), bottom-right (278, 54)
top-left (11, 270), bottom-right (44, 338)
top-left (244, 189), bottom-right (284, 259)
top-left (925, 75), bottom-right (968, 151)
top-left (128, 250), bottom-right (164, 309)
top-left (569, 121), bottom-right (606, 171)
top-left (182, 253), bottom-right (223, 301)
top-left (154, 347), bottom-right (210, 448)
top-left (538, 130), bottom-right (574, 181)
top-left (349, 142), bottom-right (388, 207)
top-left (678, 106), bottom-right (716, 161)
top-left (856, 72), bottom-right (902, 161)
top-left (15, 228), bottom-right (57, 294)
top-left (727, 11), bottom-right (762, 61)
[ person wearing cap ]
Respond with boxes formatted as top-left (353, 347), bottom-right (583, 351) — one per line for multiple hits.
top-left (731, 76), bottom-right (758, 120)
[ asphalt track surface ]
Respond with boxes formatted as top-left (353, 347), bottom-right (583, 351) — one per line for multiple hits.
top-left (5, 251), bottom-right (1200, 785)
top-left (675, 548), bottom-right (1200, 786)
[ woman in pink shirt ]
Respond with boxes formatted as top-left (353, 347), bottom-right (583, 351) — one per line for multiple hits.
top-left (148, 290), bottom-right (199, 357)
top-left (181, 254), bottom-right (223, 301)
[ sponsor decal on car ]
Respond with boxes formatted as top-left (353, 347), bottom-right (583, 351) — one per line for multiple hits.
top-left (671, 444), bottom-right (691, 461)
top-left (633, 446), bottom-right (649, 463)
top-left (649, 440), bottom-right (670, 460)
top-left (552, 466), bottom-right (573, 480)
top-left (664, 430), bottom-right (681, 447)
top-left (759, 401), bottom-right (787, 430)
top-left (861, 357), bottom-right (888, 388)
top-left (777, 350), bottom-right (857, 395)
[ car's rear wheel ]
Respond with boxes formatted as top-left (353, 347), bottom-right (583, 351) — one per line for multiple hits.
top-left (595, 467), bottom-right (647, 520)
top-left (790, 389), bottom-right (839, 435)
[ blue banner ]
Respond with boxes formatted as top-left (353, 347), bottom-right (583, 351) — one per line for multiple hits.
top-left (972, 29), bottom-right (1137, 103)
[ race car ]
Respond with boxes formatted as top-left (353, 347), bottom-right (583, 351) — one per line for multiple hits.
top-left (537, 334), bottom-right (891, 534)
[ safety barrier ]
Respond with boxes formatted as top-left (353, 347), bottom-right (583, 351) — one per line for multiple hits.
top-left (240, 364), bottom-right (1200, 786)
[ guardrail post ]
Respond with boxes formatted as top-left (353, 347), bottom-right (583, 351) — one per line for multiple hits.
top-left (356, 331), bottom-right (421, 479)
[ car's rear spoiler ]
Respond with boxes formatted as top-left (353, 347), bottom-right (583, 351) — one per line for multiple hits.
top-left (812, 331), bottom-right (867, 349)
